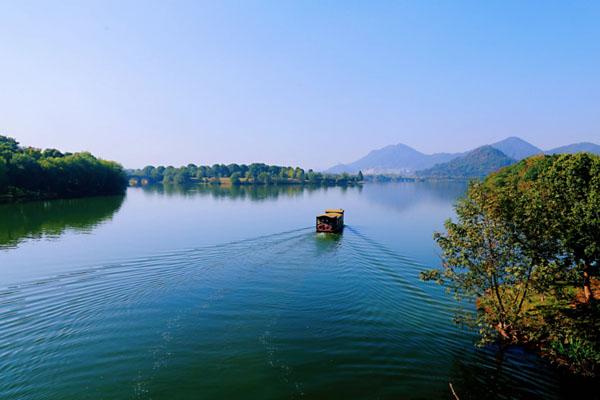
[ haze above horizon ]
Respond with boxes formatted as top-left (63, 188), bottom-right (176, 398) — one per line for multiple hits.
top-left (1, 1), bottom-right (599, 169)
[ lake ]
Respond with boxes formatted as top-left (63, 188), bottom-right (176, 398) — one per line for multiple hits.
top-left (0, 183), bottom-right (592, 399)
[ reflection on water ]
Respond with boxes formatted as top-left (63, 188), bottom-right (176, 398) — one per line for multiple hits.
top-left (314, 231), bottom-right (343, 253)
top-left (140, 182), bottom-right (362, 202)
top-left (362, 180), bottom-right (467, 212)
top-left (0, 195), bottom-right (125, 249)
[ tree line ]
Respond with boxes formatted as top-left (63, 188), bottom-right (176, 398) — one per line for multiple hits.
top-left (0, 135), bottom-right (127, 202)
top-left (422, 153), bottom-right (600, 376)
top-left (128, 163), bottom-right (364, 186)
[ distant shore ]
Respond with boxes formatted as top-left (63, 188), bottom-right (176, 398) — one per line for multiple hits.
top-left (127, 163), bottom-right (364, 187)
top-left (128, 175), bottom-right (363, 188)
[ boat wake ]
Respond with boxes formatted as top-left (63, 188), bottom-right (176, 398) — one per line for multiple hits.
top-left (0, 226), bottom-right (559, 399)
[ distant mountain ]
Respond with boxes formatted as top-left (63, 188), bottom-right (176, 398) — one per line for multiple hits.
top-left (416, 146), bottom-right (515, 179)
top-left (489, 137), bottom-right (542, 160)
top-left (545, 142), bottom-right (600, 155)
top-left (326, 137), bottom-right (598, 175)
top-left (326, 143), bottom-right (459, 174)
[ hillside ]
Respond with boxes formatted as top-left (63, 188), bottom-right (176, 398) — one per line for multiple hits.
top-left (326, 136), bottom-right (598, 174)
top-left (546, 142), bottom-right (600, 155)
top-left (489, 136), bottom-right (542, 160)
top-left (416, 146), bottom-right (515, 179)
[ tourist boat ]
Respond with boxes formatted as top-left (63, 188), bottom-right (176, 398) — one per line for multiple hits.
top-left (316, 209), bottom-right (344, 233)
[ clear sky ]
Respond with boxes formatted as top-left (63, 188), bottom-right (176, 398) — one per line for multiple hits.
top-left (1, 1), bottom-right (599, 169)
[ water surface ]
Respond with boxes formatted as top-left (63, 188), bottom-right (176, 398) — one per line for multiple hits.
top-left (0, 183), bottom-right (591, 399)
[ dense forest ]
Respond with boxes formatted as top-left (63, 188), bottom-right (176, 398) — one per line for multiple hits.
top-left (128, 164), bottom-right (364, 186)
top-left (422, 153), bottom-right (600, 376)
top-left (0, 136), bottom-right (127, 202)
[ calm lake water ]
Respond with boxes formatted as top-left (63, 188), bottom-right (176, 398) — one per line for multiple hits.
top-left (0, 183), bottom-right (594, 399)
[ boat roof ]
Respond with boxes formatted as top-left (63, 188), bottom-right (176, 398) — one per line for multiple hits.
top-left (324, 209), bottom-right (344, 214)
top-left (318, 213), bottom-right (342, 219)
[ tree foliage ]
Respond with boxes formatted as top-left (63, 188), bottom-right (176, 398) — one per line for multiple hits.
top-left (422, 153), bottom-right (600, 376)
top-left (0, 135), bottom-right (127, 201)
top-left (487, 153), bottom-right (600, 302)
top-left (421, 181), bottom-right (532, 340)
top-left (128, 163), bottom-right (362, 187)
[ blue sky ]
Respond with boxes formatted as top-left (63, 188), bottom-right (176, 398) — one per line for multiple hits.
top-left (1, 1), bottom-right (599, 169)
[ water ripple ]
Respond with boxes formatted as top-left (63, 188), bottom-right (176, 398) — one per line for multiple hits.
top-left (0, 227), bottom-right (569, 399)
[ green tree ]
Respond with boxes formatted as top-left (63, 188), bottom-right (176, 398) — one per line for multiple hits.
top-left (0, 135), bottom-right (126, 201)
top-left (422, 153), bottom-right (600, 375)
top-left (487, 154), bottom-right (600, 302)
top-left (248, 163), bottom-right (265, 181)
top-left (149, 167), bottom-right (162, 182)
top-left (0, 135), bottom-right (19, 161)
top-left (257, 171), bottom-right (271, 185)
top-left (357, 170), bottom-right (364, 181)
top-left (142, 165), bottom-right (155, 178)
top-left (306, 169), bottom-right (318, 183)
top-left (173, 169), bottom-right (191, 185)
top-left (230, 172), bottom-right (242, 185)
top-left (126, 161), bottom-right (366, 189)
top-left (0, 158), bottom-right (7, 192)
top-left (42, 148), bottom-right (64, 158)
top-left (544, 154), bottom-right (600, 302)
top-left (197, 166), bottom-right (208, 179)
top-left (9, 153), bottom-right (42, 190)
top-left (421, 181), bottom-right (532, 340)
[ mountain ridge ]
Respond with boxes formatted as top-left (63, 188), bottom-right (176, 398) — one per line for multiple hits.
top-left (416, 146), bottom-right (516, 179)
top-left (326, 137), bottom-right (598, 174)
top-left (326, 144), bottom-right (460, 174)
top-left (488, 136), bottom-right (542, 160)
top-left (545, 142), bottom-right (600, 155)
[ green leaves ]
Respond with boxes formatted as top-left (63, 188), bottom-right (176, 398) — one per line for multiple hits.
top-left (128, 163), bottom-right (363, 186)
top-left (0, 135), bottom-right (127, 200)
top-left (423, 152), bottom-right (600, 375)
top-left (0, 135), bottom-right (19, 161)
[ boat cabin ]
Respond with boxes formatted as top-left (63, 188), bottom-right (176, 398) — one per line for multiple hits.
top-left (316, 209), bottom-right (344, 233)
